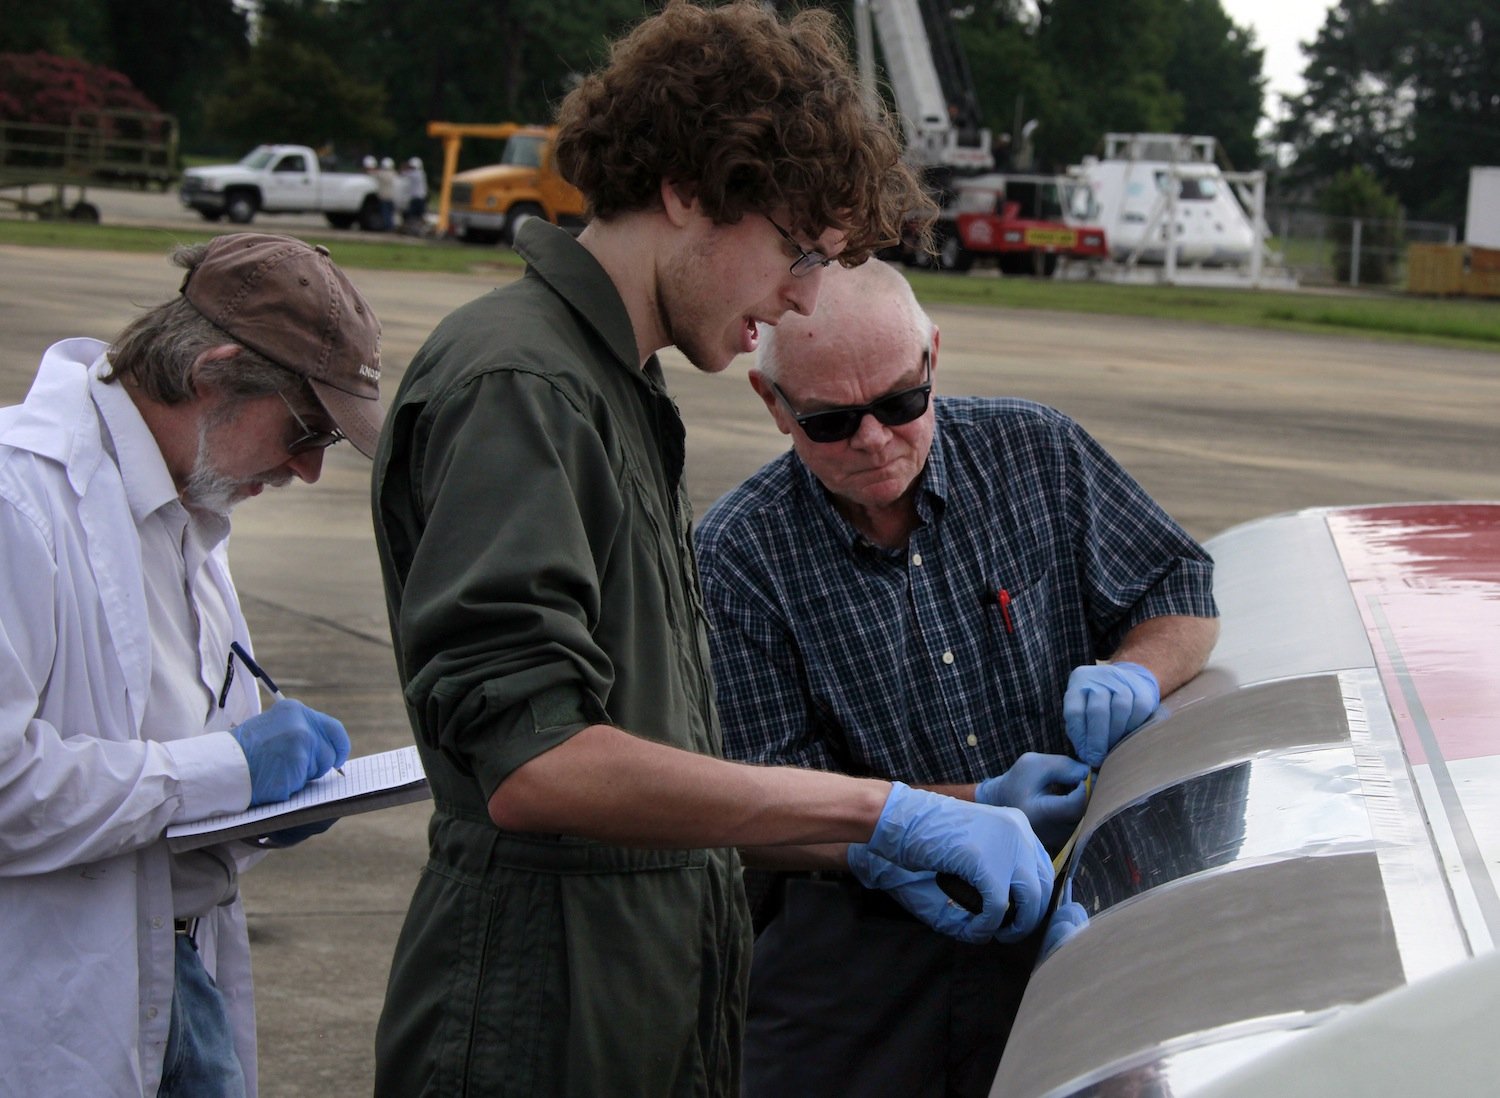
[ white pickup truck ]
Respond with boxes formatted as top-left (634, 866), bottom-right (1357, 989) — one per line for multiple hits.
top-left (179, 145), bottom-right (382, 229)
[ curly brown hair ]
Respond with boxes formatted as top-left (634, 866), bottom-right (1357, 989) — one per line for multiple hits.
top-left (553, 0), bottom-right (933, 264)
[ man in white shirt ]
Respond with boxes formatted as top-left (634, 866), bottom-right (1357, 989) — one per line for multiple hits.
top-left (0, 233), bottom-right (384, 1098)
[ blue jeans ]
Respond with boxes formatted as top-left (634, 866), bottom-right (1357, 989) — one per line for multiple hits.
top-left (158, 931), bottom-right (246, 1098)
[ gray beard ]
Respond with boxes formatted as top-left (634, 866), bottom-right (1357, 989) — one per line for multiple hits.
top-left (181, 414), bottom-right (241, 514)
top-left (182, 461), bottom-right (241, 514)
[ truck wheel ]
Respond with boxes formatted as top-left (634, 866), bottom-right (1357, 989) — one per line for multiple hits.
top-left (506, 203), bottom-right (545, 246)
top-left (67, 202), bottom-right (101, 224)
top-left (225, 191), bottom-right (258, 224)
top-left (326, 213), bottom-right (356, 230)
top-left (198, 210), bottom-right (224, 222)
top-left (938, 234), bottom-right (974, 273)
top-left (358, 197), bottom-right (384, 232)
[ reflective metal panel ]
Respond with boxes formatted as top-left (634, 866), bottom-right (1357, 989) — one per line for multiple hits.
top-left (1194, 510), bottom-right (1373, 687)
top-left (991, 856), bottom-right (1407, 1098)
top-left (1071, 748), bottom-right (1373, 916)
top-left (991, 504), bottom-right (1500, 1098)
top-left (1087, 674), bottom-right (1353, 827)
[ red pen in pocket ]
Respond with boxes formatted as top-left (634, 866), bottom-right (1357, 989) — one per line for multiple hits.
top-left (997, 588), bottom-right (1014, 633)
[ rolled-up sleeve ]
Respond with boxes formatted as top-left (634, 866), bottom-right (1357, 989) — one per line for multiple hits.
top-left (1061, 418), bottom-right (1218, 651)
top-left (388, 369), bottom-right (621, 797)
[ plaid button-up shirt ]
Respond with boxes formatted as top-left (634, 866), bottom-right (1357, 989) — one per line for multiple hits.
top-left (696, 397), bottom-right (1217, 785)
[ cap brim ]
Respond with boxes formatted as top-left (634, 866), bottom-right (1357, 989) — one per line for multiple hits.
top-left (308, 377), bottom-right (386, 459)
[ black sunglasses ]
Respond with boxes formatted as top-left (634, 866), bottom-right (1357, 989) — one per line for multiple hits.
top-left (772, 350), bottom-right (932, 443)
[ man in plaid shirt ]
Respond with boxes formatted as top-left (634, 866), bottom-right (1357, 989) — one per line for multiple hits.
top-left (696, 260), bottom-right (1219, 1098)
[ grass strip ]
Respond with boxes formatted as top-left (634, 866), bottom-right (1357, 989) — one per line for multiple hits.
top-left (3, 219), bottom-right (1496, 352)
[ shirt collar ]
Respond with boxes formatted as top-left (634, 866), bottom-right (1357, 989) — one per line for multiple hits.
top-left (513, 219), bottom-right (645, 381)
top-left (88, 355), bottom-right (182, 525)
top-left (920, 412), bottom-right (951, 517)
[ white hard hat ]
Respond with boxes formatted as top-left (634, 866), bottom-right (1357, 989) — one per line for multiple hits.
top-left (408, 157), bottom-right (423, 169)
top-left (361, 155), bottom-right (376, 169)
top-left (380, 156), bottom-right (395, 169)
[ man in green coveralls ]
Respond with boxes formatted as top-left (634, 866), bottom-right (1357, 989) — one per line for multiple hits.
top-left (370, 4), bottom-right (1057, 1094)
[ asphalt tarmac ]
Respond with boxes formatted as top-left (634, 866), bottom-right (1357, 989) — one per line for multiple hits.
top-left (2, 201), bottom-right (1497, 1095)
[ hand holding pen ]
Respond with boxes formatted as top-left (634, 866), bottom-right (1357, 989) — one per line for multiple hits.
top-left (228, 643), bottom-right (350, 802)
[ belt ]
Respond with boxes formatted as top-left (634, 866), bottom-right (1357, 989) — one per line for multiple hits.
top-left (751, 870), bottom-right (919, 931)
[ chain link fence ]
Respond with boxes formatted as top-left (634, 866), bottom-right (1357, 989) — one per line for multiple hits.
top-left (1265, 206), bottom-right (1458, 289)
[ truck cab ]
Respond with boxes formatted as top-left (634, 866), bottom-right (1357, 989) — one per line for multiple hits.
top-left (901, 173), bottom-right (1109, 274)
top-left (443, 126), bottom-right (585, 245)
top-left (179, 144), bottom-right (383, 229)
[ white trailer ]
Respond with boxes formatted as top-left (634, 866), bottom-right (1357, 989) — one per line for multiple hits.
top-left (1465, 166), bottom-right (1500, 248)
top-left (1067, 133), bottom-right (1294, 289)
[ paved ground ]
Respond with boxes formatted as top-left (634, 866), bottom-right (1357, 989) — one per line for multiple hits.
top-left (2, 198), bottom-right (1498, 1095)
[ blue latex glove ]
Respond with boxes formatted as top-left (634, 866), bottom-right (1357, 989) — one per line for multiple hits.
top-left (845, 846), bottom-right (978, 939)
top-left (856, 782), bottom-right (1053, 944)
top-left (1062, 661), bottom-right (1159, 769)
top-left (248, 817), bottom-right (338, 850)
top-left (976, 752), bottom-right (1091, 850)
top-left (230, 699), bottom-right (351, 807)
top-left (1039, 882), bottom-right (1090, 962)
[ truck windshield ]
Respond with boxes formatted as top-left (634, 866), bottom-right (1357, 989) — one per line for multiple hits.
top-left (1001, 180), bottom-right (1066, 220)
top-left (1066, 182), bottom-right (1098, 221)
top-left (239, 147), bottom-right (276, 170)
top-left (502, 135), bottom-right (545, 168)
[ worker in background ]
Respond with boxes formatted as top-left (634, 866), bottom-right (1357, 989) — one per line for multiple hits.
top-left (375, 156), bottom-right (399, 231)
top-left (401, 157), bottom-right (428, 233)
top-left (696, 258), bottom-right (1220, 1097)
top-left (369, 4), bottom-right (1057, 1094)
top-left (0, 233), bottom-right (384, 1096)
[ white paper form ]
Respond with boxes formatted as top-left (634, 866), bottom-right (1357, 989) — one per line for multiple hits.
top-left (166, 744), bottom-right (429, 850)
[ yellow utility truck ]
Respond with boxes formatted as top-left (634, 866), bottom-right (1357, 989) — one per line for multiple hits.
top-left (428, 121), bottom-right (585, 245)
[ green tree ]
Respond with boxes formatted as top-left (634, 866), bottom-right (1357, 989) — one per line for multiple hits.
top-left (1033, 0), bottom-right (1182, 167)
top-left (203, 35), bottom-right (393, 155)
top-left (1166, 0), bottom-right (1264, 168)
top-left (334, 0), bottom-right (643, 167)
top-left (1384, 0), bottom-right (1500, 224)
top-left (1280, 0), bottom-right (1496, 225)
top-left (1278, 1), bottom-right (1405, 186)
top-left (0, 0), bottom-right (110, 59)
top-left (949, 2), bottom-right (1054, 166)
top-left (1320, 164), bottom-right (1402, 284)
top-left (99, 0), bottom-right (248, 151)
top-left (0, 0), bottom-right (245, 150)
top-left (991, 0), bottom-right (1262, 170)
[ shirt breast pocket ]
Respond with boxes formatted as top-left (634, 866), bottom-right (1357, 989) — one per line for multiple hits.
top-left (984, 570), bottom-right (1065, 730)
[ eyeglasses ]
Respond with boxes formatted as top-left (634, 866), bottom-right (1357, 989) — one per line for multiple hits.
top-left (766, 214), bottom-right (836, 278)
top-left (277, 390), bottom-right (345, 455)
top-left (772, 350), bottom-right (932, 444)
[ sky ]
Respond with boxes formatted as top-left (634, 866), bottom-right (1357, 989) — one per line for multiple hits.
top-left (1220, 0), bottom-right (1339, 111)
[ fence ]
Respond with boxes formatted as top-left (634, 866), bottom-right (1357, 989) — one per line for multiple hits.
top-left (1265, 206), bottom-right (1457, 289)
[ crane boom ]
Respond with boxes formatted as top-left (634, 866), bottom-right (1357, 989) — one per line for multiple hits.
top-left (855, 0), bottom-right (992, 174)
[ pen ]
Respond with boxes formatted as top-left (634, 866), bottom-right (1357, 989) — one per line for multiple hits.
top-left (996, 588), bottom-right (1014, 633)
top-left (229, 642), bottom-right (343, 775)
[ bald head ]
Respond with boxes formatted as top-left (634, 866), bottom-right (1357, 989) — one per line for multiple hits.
top-left (747, 259), bottom-right (937, 544)
top-left (757, 260), bottom-right (931, 385)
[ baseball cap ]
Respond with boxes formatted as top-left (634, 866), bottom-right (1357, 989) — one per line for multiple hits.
top-left (180, 233), bottom-right (385, 457)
